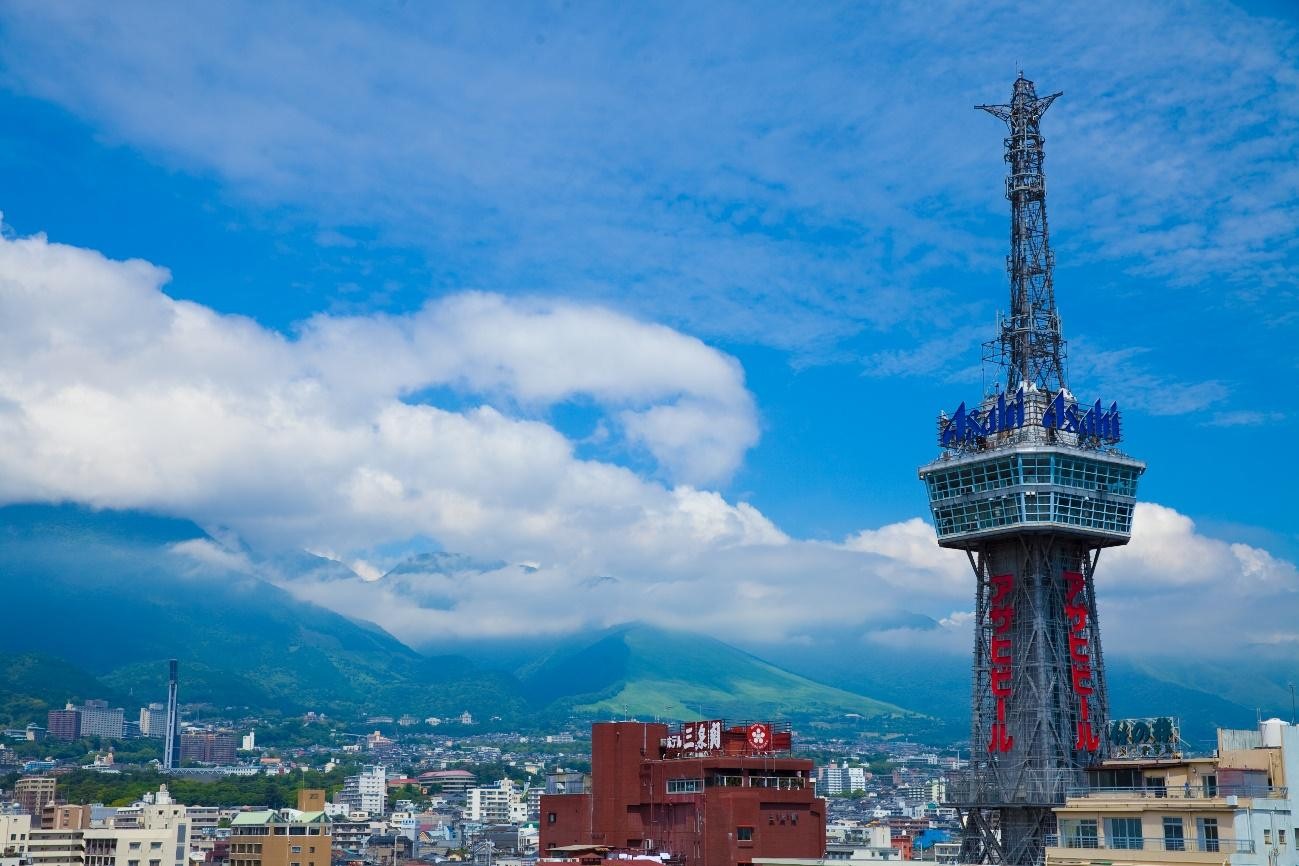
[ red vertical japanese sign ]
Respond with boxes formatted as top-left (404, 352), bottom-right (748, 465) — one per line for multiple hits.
top-left (1065, 570), bottom-right (1099, 751)
top-left (988, 572), bottom-right (1014, 753)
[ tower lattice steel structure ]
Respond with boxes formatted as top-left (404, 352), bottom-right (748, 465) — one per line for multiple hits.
top-left (918, 76), bottom-right (1145, 866)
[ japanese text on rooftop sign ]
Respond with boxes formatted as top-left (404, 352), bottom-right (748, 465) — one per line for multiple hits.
top-left (987, 572), bottom-right (1014, 754)
top-left (663, 720), bottom-right (722, 753)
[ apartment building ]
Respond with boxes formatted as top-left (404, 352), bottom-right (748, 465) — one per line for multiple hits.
top-left (227, 809), bottom-right (329, 866)
top-left (15, 778), bottom-right (57, 817)
top-left (1046, 719), bottom-right (1299, 866)
top-left (77, 702), bottom-right (125, 740)
top-left (818, 765), bottom-right (869, 797)
top-left (336, 767), bottom-right (385, 816)
top-left (464, 779), bottom-right (526, 824)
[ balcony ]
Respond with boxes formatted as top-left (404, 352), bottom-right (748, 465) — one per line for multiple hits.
top-left (1065, 784), bottom-right (1287, 802)
top-left (1046, 834), bottom-right (1255, 855)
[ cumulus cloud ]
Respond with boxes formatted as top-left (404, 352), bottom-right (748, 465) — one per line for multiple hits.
top-left (0, 229), bottom-right (1294, 653)
top-left (0, 229), bottom-right (755, 530)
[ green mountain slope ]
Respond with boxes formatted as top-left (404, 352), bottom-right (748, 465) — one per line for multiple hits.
top-left (519, 624), bottom-right (925, 727)
top-left (0, 652), bottom-right (124, 728)
top-left (0, 504), bottom-right (523, 719)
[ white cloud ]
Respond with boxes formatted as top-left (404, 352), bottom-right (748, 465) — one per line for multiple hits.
top-left (1, 0), bottom-right (1294, 362)
top-left (0, 228), bottom-right (1294, 654)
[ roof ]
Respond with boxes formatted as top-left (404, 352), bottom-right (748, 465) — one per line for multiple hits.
top-left (229, 809), bottom-right (329, 826)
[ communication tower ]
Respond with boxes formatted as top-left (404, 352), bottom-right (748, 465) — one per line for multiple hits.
top-left (918, 76), bottom-right (1145, 865)
top-left (163, 658), bottom-right (179, 771)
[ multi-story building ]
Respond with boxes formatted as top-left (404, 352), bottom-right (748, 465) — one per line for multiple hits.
top-left (1045, 720), bottom-right (1299, 866)
top-left (541, 720), bottom-right (825, 866)
top-left (47, 709), bottom-right (81, 743)
top-left (77, 702), bottom-right (125, 740)
top-left (0, 813), bottom-right (32, 864)
top-left (337, 767), bottom-right (386, 816)
top-left (465, 780), bottom-right (526, 824)
top-left (138, 706), bottom-right (167, 740)
top-left (818, 765), bottom-right (868, 797)
top-left (42, 806), bottom-right (91, 831)
top-left (13, 788), bottom-right (188, 866)
top-left (178, 733), bottom-right (237, 766)
top-left (228, 810), bottom-right (329, 866)
top-left (16, 778), bottom-right (57, 817)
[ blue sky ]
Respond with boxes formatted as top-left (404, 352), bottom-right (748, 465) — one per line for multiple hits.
top-left (0, 1), bottom-right (1296, 652)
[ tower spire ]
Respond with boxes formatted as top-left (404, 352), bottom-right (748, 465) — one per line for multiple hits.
top-left (977, 75), bottom-right (1066, 394)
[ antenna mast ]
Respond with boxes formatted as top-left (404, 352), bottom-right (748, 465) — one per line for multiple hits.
top-left (977, 76), bottom-right (1066, 394)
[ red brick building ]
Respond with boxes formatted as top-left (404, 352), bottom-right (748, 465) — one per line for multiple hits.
top-left (540, 721), bottom-right (825, 866)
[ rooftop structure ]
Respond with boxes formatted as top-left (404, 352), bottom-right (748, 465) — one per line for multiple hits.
top-left (918, 76), bottom-right (1146, 866)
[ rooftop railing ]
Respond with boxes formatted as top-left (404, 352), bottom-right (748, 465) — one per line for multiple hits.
top-left (1066, 784), bottom-right (1287, 800)
top-left (1046, 834), bottom-right (1255, 854)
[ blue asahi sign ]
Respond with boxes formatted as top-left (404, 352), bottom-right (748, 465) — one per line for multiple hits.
top-left (1041, 392), bottom-right (1121, 443)
top-left (940, 389), bottom-right (1026, 447)
top-left (940, 389), bottom-right (1121, 447)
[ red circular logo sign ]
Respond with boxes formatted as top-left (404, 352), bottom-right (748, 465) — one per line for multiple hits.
top-left (747, 722), bottom-right (772, 751)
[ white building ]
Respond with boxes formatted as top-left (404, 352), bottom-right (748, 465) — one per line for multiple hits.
top-left (139, 705), bottom-right (167, 739)
top-left (818, 764), bottom-right (868, 796)
top-left (464, 779), bottom-right (526, 824)
top-left (78, 701), bottom-right (125, 739)
top-left (337, 765), bottom-right (387, 816)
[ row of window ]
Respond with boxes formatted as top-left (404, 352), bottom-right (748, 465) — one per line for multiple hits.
top-left (925, 454), bottom-right (1139, 502)
top-left (1061, 817), bottom-right (1230, 852)
top-left (933, 491), bottom-right (1134, 537)
top-left (665, 775), bottom-right (806, 794)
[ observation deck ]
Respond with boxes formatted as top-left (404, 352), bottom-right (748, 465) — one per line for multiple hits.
top-left (918, 387), bottom-right (1145, 550)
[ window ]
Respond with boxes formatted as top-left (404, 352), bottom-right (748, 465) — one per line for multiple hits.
top-left (1202, 775), bottom-right (1218, 797)
top-left (1265, 830), bottom-right (1272, 846)
top-left (1163, 817), bottom-right (1185, 852)
top-left (130, 843), bottom-right (142, 851)
top-left (150, 842), bottom-right (162, 850)
top-left (666, 778), bottom-right (703, 794)
top-left (1146, 777), bottom-right (1166, 797)
top-left (1063, 820), bottom-right (1098, 849)
top-left (547, 813), bottom-right (556, 825)
top-left (291, 847), bottom-right (302, 854)
top-left (1281, 830), bottom-right (1288, 846)
top-left (1197, 818), bottom-right (1219, 853)
top-left (1106, 818), bottom-right (1143, 850)
top-left (737, 827), bottom-right (754, 842)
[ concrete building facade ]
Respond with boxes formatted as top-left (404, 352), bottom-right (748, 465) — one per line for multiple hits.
top-left (337, 767), bottom-right (386, 816)
top-left (1045, 720), bottom-right (1299, 866)
top-left (16, 778), bottom-right (58, 817)
top-left (541, 721), bottom-right (825, 866)
top-left (228, 809), bottom-right (330, 866)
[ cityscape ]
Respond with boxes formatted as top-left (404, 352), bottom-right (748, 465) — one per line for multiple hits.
top-left (1, 5), bottom-right (1297, 866)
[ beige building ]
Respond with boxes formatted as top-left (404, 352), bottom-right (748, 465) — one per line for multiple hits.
top-left (1, 813), bottom-right (33, 864)
top-left (15, 777), bottom-right (57, 817)
top-left (1047, 720), bottom-right (1299, 866)
top-left (6, 786), bottom-right (189, 866)
top-left (228, 809), bottom-right (329, 866)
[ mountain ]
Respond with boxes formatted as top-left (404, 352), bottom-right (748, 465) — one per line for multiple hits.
top-left (0, 503), bottom-right (524, 719)
top-left (515, 623), bottom-right (929, 731)
top-left (0, 652), bottom-right (124, 728)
